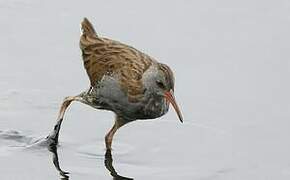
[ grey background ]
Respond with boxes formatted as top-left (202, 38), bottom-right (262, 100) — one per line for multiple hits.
top-left (0, 0), bottom-right (289, 179)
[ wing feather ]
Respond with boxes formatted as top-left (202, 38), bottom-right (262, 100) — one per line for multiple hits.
top-left (80, 19), bottom-right (153, 102)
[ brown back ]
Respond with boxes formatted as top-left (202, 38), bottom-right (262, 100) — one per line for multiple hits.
top-left (80, 18), bottom-right (153, 102)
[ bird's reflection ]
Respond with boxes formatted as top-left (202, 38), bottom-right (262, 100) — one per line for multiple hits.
top-left (104, 149), bottom-right (134, 180)
top-left (48, 144), bottom-right (69, 179)
top-left (48, 144), bottom-right (133, 180)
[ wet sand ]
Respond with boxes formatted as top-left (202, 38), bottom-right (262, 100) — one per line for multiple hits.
top-left (1, 0), bottom-right (290, 179)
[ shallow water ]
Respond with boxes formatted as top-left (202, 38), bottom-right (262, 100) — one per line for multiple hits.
top-left (0, 124), bottom-right (232, 180)
top-left (1, 0), bottom-right (290, 179)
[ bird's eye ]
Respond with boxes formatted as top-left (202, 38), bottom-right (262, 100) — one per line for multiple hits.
top-left (156, 80), bottom-right (165, 89)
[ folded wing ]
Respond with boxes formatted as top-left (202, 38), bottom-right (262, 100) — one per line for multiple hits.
top-left (80, 18), bottom-right (153, 102)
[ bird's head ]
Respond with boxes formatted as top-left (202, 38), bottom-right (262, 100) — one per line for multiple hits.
top-left (153, 63), bottom-right (183, 123)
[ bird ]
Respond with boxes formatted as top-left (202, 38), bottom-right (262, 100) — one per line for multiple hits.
top-left (46, 18), bottom-right (183, 150)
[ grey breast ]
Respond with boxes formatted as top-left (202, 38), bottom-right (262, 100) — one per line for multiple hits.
top-left (90, 74), bottom-right (142, 119)
top-left (89, 63), bottom-right (169, 120)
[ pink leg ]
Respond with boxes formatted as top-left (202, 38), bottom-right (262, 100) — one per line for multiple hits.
top-left (105, 116), bottom-right (127, 150)
top-left (47, 96), bottom-right (82, 145)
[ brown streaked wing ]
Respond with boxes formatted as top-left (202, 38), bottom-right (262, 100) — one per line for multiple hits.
top-left (80, 36), bottom-right (153, 103)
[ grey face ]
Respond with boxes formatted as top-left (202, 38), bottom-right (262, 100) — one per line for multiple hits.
top-left (154, 72), bottom-right (169, 97)
top-left (146, 66), bottom-right (174, 97)
top-left (143, 63), bottom-right (183, 122)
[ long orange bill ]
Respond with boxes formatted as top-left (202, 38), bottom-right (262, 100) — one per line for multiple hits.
top-left (164, 90), bottom-right (183, 123)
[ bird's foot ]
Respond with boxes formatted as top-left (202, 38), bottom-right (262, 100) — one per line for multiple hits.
top-left (45, 134), bottom-right (59, 147)
top-left (105, 148), bottom-right (112, 158)
top-left (46, 121), bottom-right (62, 146)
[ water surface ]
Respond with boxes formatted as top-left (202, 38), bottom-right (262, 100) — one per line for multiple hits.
top-left (1, 0), bottom-right (290, 179)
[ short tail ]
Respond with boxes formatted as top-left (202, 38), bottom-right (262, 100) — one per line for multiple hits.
top-left (81, 17), bottom-right (97, 37)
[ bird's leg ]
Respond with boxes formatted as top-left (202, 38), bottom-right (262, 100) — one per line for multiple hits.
top-left (105, 116), bottom-right (127, 150)
top-left (47, 96), bottom-right (82, 145)
top-left (105, 123), bottom-right (118, 150)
